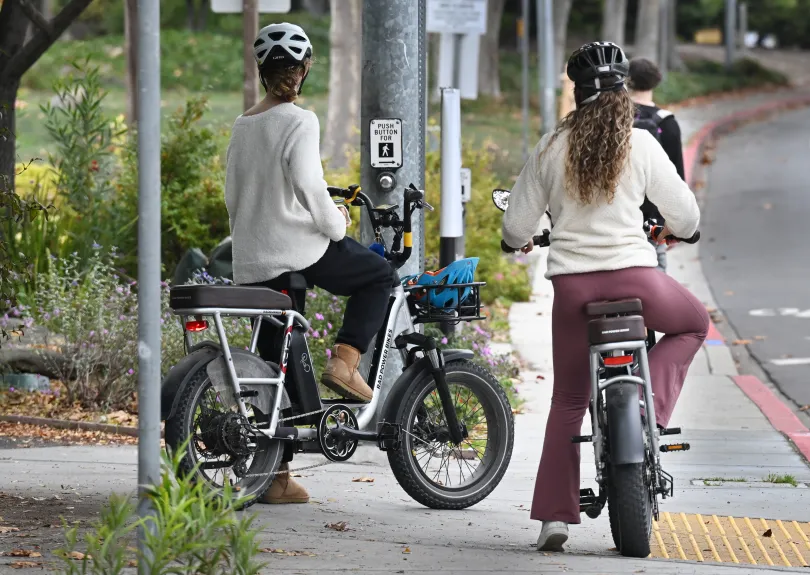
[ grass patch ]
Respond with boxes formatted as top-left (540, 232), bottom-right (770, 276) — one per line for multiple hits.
top-left (764, 473), bottom-right (798, 486)
top-left (701, 477), bottom-right (747, 485)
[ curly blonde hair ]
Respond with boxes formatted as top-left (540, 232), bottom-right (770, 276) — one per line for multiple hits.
top-left (543, 88), bottom-right (635, 205)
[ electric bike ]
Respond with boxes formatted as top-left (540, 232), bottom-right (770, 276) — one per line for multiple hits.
top-left (160, 184), bottom-right (515, 509)
top-left (493, 188), bottom-right (699, 558)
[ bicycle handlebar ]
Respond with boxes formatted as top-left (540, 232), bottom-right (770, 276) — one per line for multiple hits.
top-left (501, 231), bottom-right (550, 253)
top-left (644, 222), bottom-right (701, 244)
top-left (328, 183), bottom-right (430, 269)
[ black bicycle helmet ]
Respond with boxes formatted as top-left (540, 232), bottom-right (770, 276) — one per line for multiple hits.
top-left (566, 42), bottom-right (629, 93)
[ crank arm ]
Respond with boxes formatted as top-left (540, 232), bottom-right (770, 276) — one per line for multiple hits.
top-left (327, 424), bottom-right (379, 443)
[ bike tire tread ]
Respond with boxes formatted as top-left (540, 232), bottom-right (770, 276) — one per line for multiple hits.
top-left (607, 462), bottom-right (651, 558)
top-left (387, 359), bottom-right (514, 510)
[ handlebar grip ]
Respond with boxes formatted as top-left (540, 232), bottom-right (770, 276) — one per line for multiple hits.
top-left (501, 230), bottom-right (551, 253)
top-left (327, 185), bottom-right (360, 200)
top-left (674, 230), bottom-right (700, 244)
top-left (501, 239), bottom-right (519, 254)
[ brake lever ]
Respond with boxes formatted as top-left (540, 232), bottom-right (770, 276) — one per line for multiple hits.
top-left (418, 200), bottom-right (434, 212)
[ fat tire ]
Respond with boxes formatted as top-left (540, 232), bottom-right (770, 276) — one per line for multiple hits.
top-left (164, 364), bottom-right (283, 509)
top-left (607, 462), bottom-right (652, 557)
top-left (387, 359), bottom-right (514, 510)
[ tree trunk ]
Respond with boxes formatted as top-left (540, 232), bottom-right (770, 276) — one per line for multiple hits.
top-left (198, 0), bottom-right (209, 31)
top-left (477, 0), bottom-right (507, 98)
top-left (554, 0), bottom-right (573, 77)
top-left (667, 0), bottom-right (685, 70)
top-left (124, 0), bottom-right (139, 126)
top-left (0, 0), bottom-right (95, 193)
top-left (302, 0), bottom-right (329, 15)
top-left (634, 0), bottom-right (661, 62)
top-left (322, 0), bottom-right (361, 169)
top-left (186, 0), bottom-right (195, 30)
top-left (601, 0), bottom-right (628, 46)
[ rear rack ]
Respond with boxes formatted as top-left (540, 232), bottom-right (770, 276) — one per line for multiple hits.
top-left (403, 281), bottom-right (486, 324)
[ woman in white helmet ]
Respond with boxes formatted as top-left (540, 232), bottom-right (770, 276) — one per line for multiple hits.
top-left (225, 23), bottom-right (396, 504)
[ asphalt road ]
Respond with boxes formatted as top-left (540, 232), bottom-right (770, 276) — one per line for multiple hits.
top-left (701, 106), bottom-right (810, 407)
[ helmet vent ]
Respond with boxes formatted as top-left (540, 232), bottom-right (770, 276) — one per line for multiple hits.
top-left (268, 31), bottom-right (285, 41)
top-left (255, 49), bottom-right (267, 61)
top-left (253, 38), bottom-right (264, 48)
top-left (290, 34), bottom-right (307, 41)
top-left (289, 46), bottom-right (303, 54)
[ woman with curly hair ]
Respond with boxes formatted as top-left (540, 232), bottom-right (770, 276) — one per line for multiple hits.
top-left (501, 42), bottom-right (708, 551)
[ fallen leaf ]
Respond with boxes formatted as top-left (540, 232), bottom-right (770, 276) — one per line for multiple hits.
top-left (724, 290), bottom-right (735, 296)
top-left (68, 551), bottom-right (90, 560)
top-left (325, 521), bottom-right (350, 532)
top-left (9, 562), bottom-right (41, 569)
top-left (402, 547), bottom-right (411, 554)
top-left (127, 560), bottom-right (138, 567)
top-left (754, 335), bottom-right (767, 341)
top-left (732, 339), bottom-right (752, 346)
top-left (0, 526), bottom-right (19, 534)
top-left (763, 528), bottom-right (773, 538)
top-left (2, 549), bottom-right (42, 558)
top-left (799, 405), bottom-right (809, 412)
top-left (352, 477), bottom-right (375, 483)
top-left (763, 203), bottom-right (773, 210)
top-left (536, 375), bottom-right (545, 380)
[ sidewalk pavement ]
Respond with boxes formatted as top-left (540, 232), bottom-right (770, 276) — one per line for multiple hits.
top-left (3, 88), bottom-right (810, 574)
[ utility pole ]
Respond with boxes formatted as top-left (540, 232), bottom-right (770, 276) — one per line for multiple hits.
top-left (136, 0), bottom-right (161, 571)
top-left (520, 0), bottom-right (530, 162)
top-left (361, 0), bottom-right (427, 418)
top-left (725, 0), bottom-right (737, 70)
top-left (243, 0), bottom-right (259, 111)
top-left (738, 2), bottom-right (748, 53)
top-left (536, 0), bottom-right (555, 135)
top-left (125, 0), bottom-right (139, 126)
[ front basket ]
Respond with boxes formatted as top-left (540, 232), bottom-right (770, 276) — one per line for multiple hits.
top-left (403, 282), bottom-right (486, 324)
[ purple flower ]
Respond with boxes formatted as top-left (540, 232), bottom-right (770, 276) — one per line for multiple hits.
top-left (312, 330), bottom-right (320, 338)
top-left (23, 318), bottom-right (33, 328)
top-left (71, 280), bottom-right (79, 287)
top-left (160, 281), bottom-right (169, 288)
top-left (495, 273), bottom-right (504, 281)
top-left (472, 342), bottom-right (479, 350)
top-left (11, 308), bottom-right (20, 317)
top-left (89, 330), bottom-right (95, 337)
top-left (308, 291), bottom-right (317, 299)
top-left (332, 296), bottom-right (338, 302)
top-left (326, 349), bottom-right (332, 359)
top-left (102, 329), bottom-right (109, 335)
top-left (92, 242), bottom-right (101, 250)
top-left (116, 286), bottom-right (124, 293)
top-left (327, 322), bottom-right (333, 330)
top-left (323, 329), bottom-right (328, 336)
top-left (128, 368), bottom-right (135, 375)
top-left (119, 315), bottom-right (126, 321)
top-left (315, 313), bottom-right (324, 321)
top-left (53, 308), bottom-right (61, 316)
top-left (441, 337), bottom-right (448, 344)
top-left (9, 387), bottom-right (14, 392)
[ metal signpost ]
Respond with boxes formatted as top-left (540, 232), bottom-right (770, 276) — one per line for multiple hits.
top-left (519, 0), bottom-right (530, 162)
top-left (361, 0), bottom-right (427, 420)
top-left (536, 0), bottom-right (555, 135)
top-left (725, 0), bottom-right (737, 69)
top-left (136, 0), bottom-right (161, 572)
top-left (428, 0), bottom-right (487, 100)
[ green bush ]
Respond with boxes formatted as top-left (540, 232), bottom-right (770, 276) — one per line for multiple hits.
top-left (58, 444), bottom-right (264, 574)
top-left (116, 97), bottom-right (230, 276)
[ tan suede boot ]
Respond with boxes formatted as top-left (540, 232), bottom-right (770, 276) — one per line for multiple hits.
top-left (259, 463), bottom-right (309, 504)
top-left (321, 344), bottom-right (373, 402)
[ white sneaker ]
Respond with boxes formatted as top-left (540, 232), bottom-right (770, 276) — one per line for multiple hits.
top-left (536, 521), bottom-right (569, 552)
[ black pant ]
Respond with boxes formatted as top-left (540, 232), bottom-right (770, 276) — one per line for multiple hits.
top-left (250, 237), bottom-right (396, 354)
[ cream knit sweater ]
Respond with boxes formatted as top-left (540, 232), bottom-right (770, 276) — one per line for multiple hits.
top-left (225, 103), bottom-right (346, 284)
top-left (502, 128), bottom-right (700, 279)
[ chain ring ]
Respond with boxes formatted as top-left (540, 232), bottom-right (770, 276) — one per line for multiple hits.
top-left (318, 404), bottom-right (360, 462)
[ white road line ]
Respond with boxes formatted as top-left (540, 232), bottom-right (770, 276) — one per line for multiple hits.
top-left (770, 358), bottom-right (810, 366)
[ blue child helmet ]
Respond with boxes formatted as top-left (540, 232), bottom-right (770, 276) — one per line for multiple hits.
top-left (401, 257), bottom-right (479, 310)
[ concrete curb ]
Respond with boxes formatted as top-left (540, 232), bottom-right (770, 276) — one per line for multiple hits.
top-left (682, 92), bottom-right (810, 462)
top-left (0, 414), bottom-right (162, 438)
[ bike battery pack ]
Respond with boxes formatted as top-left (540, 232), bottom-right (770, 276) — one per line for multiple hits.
top-left (288, 327), bottom-right (323, 417)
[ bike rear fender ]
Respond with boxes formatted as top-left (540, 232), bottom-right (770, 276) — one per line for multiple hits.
top-left (605, 381), bottom-right (645, 465)
top-left (161, 341), bottom-right (289, 421)
top-left (380, 349), bottom-right (474, 424)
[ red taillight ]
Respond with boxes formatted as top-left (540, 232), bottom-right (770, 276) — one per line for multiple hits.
top-left (604, 355), bottom-right (634, 366)
top-left (185, 319), bottom-right (209, 332)
top-left (281, 289), bottom-right (288, 295)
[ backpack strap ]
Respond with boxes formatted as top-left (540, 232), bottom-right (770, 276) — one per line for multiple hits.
top-left (655, 108), bottom-right (673, 123)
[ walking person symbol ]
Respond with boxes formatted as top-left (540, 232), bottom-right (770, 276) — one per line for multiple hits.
top-left (382, 143), bottom-right (390, 156)
top-left (378, 142), bottom-right (394, 160)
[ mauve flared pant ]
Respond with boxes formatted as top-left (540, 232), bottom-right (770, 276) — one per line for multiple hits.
top-left (530, 266), bottom-right (709, 524)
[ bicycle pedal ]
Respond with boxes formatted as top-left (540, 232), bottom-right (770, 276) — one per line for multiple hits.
top-left (660, 442), bottom-right (690, 453)
top-left (571, 435), bottom-right (592, 444)
top-left (659, 427), bottom-right (681, 436)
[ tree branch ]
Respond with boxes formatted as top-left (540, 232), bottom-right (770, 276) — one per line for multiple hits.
top-left (16, 0), bottom-right (54, 39)
top-left (0, 0), bottom-right (93, 82)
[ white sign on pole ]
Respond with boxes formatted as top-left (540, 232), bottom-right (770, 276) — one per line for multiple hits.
top-left (427, 0), bottom-right (487, 35)
top-left (211, 0), bottom-right (291, 13)
top-left (370, 119), bottom-right (403, 169)
top-left (460, 168), bottom-right (472, 203)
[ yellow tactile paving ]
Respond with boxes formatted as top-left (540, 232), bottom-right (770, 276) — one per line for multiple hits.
top-left (650, 513), bottom-right (810, 567)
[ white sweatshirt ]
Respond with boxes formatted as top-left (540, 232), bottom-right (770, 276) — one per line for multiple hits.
top-left (502, 128), bottom-right (700, 279)
top-left (225, 103), bottom-right (346, 284)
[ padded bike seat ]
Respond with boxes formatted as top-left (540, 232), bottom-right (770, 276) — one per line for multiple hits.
top-left (169, 284), bottom-right (292, 311)
top-left (585, 298), bottom-right (643, 316)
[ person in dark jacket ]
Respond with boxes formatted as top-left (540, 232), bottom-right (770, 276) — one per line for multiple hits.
top-left (628, 58), bottom-right (686, 272)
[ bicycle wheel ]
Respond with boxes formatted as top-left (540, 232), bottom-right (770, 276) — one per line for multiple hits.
top-left (387, 359), bottom-right (514, 509)
top-left (607, 462), bottom-right (652, 557)
top-left (164, 362), bottom-right (284, 509)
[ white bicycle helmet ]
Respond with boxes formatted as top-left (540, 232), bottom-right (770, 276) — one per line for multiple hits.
top-left (253, 23), bottom-right (313, 67)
